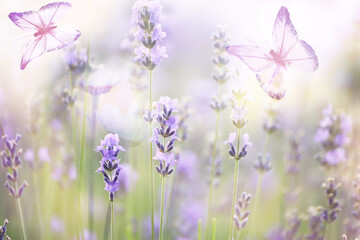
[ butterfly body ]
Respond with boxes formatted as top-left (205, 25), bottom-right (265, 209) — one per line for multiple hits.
top-left (34, 25), bottom-right (57, 37)
top-left (227, 6), bottom-right (318, 99)
top-left (269, 50), bottom-right (286, 68)
top-left (9, 2), bottom-right (81, 70)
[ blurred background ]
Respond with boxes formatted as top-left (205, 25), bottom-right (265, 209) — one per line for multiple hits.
top-left (1, 0), bottom-right (360, 239)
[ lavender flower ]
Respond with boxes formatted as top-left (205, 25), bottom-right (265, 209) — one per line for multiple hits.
top-left (61, 88), bottom-right (76, 107)
top-left (305, 207), bottom-right (324, 240)
top-left (320, 178), bottom-right (341, 223)
top-left (212, 26), bottom-right (230, 84)
top-left (263, 104), bottom-right (280, 134)
top-left (225, 132), bottom-right (251, 161)
top-left (132, 0), bottom-right (167, 70)
top-left (210, 95), bottom-right (227, 113)
top-left (254, 154), bottom-right (272, 173)
top-left (152, 96), bottom-right (180, 177)
top-left (233, 192), bottom-right (252, 231)
top-left (0, 218), bottom-right (10, 240)
top-left (64, 45), bottom-right (88, 75)
top-left (314, 104), bottom-right (352, 167)
top-left (285, 131), bottom-right (303, 175)
top-left (282, 210), bottom-right (301, 240)
top-left (343, 167), bottom-right (360, 238)
top-left (95, 133), bottom-right (125, 201)
top-left (177, 97), bottom-right (192, 141)
top-left (2, 134), bottom-right (27, 198)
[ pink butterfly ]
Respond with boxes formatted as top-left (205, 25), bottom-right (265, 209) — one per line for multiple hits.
top-left (9, 2), bottom-right (81, 70)
top-left (226, 6), bottom-right (318, 100)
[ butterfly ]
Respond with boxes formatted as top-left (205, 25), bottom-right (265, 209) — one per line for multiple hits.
top-left (226, 6), bottom-right (318, 100)
top-left (9, 2), bottom-right (81, 70)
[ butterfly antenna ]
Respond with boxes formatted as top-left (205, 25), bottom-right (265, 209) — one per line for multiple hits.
top-left (255, 25), bottom-right (272, 50)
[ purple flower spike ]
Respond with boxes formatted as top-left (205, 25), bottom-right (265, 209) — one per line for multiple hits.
top-left (314, 104), bottom-right (352, 168)
top-left (0, 218), bottom-right (10, 240)
top-left (152, 96), bottom-right (180, 177)
top-left (225, 132), bottom-right (252, 161)
top-left (2, 133), bottom-right (27, 199)
top-left (132, 0), bottom-right (167, 70)
top-left (95, 133), bottom-right (125, 201)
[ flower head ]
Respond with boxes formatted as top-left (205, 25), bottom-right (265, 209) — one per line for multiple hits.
top-left (1, 134), bottom-right (27, 198)
top-left (132, 0), bottom-right (167, 70)
top-left (314, 104), bottom-right (352, 167)
top-left (96, 133), bottom-right (125, 201)
top-left (64, 46), bottom-right (88, 75)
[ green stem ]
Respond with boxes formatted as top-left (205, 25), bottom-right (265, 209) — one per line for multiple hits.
top-left (229, 160), bottom-right (240, 240)
top-left (88, 96), bottom-right (98, 234)
top-left (198, 219), bottom-right (202, 240)
top-left (212, 218), bottom-right (216, 240)
top-left (159, 175), bottom-right (166, 240)
top-left (251, 173), bottom-right (263, 239)
top-left (323, 223), bottom-right (328, 240)
top-left (149, 69), bottom-right (155, 240)
top-left (236, 230), bottom-right (240, 240)
top-left (111, 200), bottom-right (114, 240)
top-left (206, 111), bottom-right (220, 237)
top-left (31, 135), bottom-right (44, 240)
top-left (15, 183), bottom-right (27, 240)
top-left (230, 128), bottom-right (242, 240)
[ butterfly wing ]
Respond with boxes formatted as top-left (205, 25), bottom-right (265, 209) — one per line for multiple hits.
top-left (256, 64), bottom-right (286, 100)
top-left (272, 6), bottom-right (298, 57)
top-left (46, 26), bottom-right (81, 52)
top-left (38, 2), bottom-right (72, 28)
top-left (273, 6), bottom-right (318, 72)
top-left (9, 11), bottom-right (44, 32)
top-left (226, 45), bottom-right (274, 72)
top-left (283, 40), bottom-right (318, 72)
top-left (20, 35), bottom-right (47, 70)
top-left (37, 2), bottom-right (81, 52)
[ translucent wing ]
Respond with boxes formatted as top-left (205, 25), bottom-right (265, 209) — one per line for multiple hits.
top-left (38, 2), bottom-right (72, 28)
top-left (284, 40), bottom-right (319, 72)
top-left (20, 35), bottom-right (47, 70)
top-left (226, 45), bottom-right (274, 72)
top-left (8, 11), bottom-right (44, 31)
top-left (272, 6), bottom-right (298, 57)
top-left (46, 26), bottom-right (81, 52)
top-left (256, 64), bottom-right (286, 100)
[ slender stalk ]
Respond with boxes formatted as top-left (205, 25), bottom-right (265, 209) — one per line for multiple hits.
top-left (198, 219), bottom-right (202, 240)
top-left (102, 203), bottom-right (111, 240)
top-left (235, 230), bottom-right (240, 240)
top-left (212, 218), bottom-right (216, 240)
top-left (323, 223), bottom-right (329, 240)
top-left (164, 165), bottom-right (175, 226)
top-left (88, 96), bottom-right (98, 234)
top-left (229, 128), bottom-right (242, 240)
top-left (15, 183), bottom-right (27, 240)
top-left (251, 173), bottom-right (263, 239)
top-left (229, 160), bottom-right (240, 240)
top-left (30, 135), bottom-right (45, 240)
top-left (149, 69), bottom-right (155, 240)
top-left (111, 200), bottom-right (114, 240)
top-left (159, 175), bottom-right (166, 240)
top-left (205, 111), bottom-right (220, 237)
